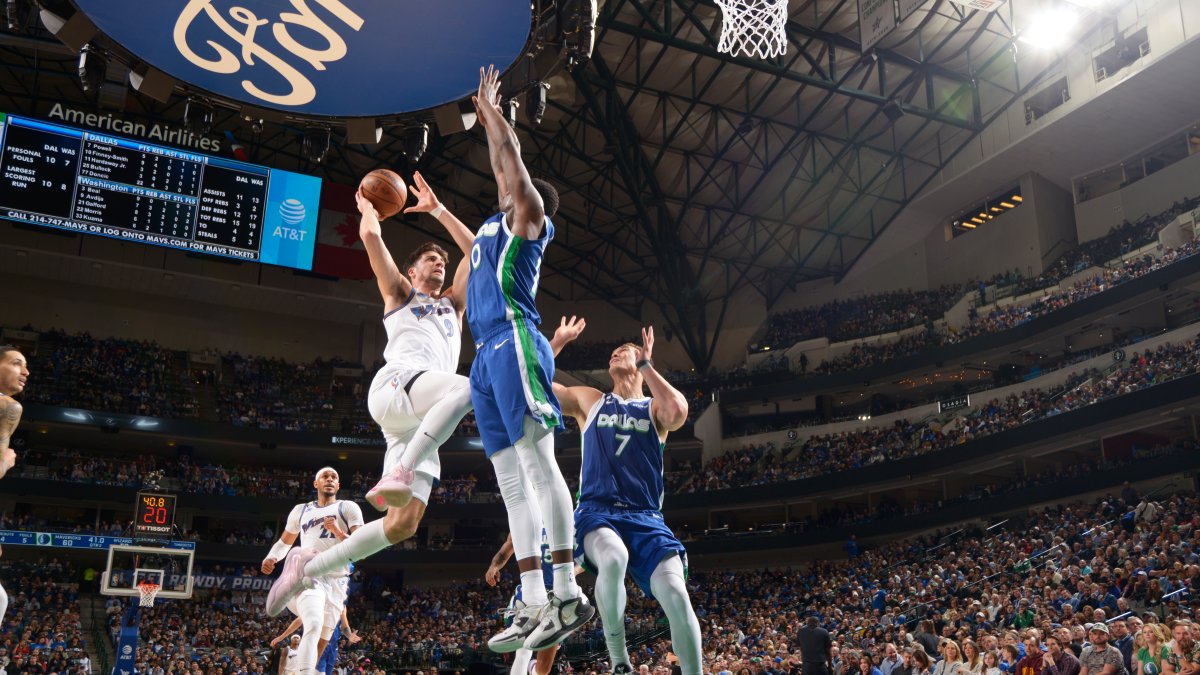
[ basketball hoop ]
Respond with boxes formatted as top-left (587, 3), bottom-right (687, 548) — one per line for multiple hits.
top-left (715, 0), bottom-right (789, 59)
top-left (136, 582), bottom-right (161, 608)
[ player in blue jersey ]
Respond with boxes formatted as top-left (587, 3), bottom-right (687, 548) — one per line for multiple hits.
top-left (552, 326), bottom-right (703, 675)
top-left (464, 64), bottom-right (593, 653)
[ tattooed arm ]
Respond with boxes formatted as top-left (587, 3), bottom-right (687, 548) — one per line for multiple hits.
top-left (0, 395), bottom-right (22, 479)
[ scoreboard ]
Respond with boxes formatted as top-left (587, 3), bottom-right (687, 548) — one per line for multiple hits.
top-left (0, 113), bottom-right (321, 270)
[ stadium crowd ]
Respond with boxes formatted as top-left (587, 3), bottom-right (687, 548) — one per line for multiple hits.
top-left (758, 287), bottom-right (964, 351)
top-left (0, 558), bottom-right (91, 674)
top-left (764, 196), bottom-right (1200, 377)
top-left (8, 449), bottom-right (492, 507)
top-left (87, 489), bottom-right (1200, 675)
top-left (669, 339), bottom-right (1200, 493)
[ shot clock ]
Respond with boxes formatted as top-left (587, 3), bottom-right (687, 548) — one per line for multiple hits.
top-left (133, 492), bottom-right (177, 538)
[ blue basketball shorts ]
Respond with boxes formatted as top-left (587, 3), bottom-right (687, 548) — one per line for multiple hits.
top-left (574, 504), bottom-right (687, 600)
top-left (470, 321), bottom-right (562, 457)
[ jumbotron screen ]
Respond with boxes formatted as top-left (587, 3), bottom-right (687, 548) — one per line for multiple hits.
top-left (0, 113), bottom-right (321, 270)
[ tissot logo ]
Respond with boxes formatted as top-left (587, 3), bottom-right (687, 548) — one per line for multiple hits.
top-left (72, 0), bottom-right (533, 117)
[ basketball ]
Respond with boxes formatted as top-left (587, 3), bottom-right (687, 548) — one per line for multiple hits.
top-left (359, 169), bottom-right (408, 218)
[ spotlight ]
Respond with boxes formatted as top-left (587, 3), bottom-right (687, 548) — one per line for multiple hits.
top-left (526, 82), bottom-right (549, 125)
top-left (6, 0), bottom-right (28, 32)
top-left (183, 98), bottom-right (214, 135)
top-left (562, 0), bottom-right (598, 71)
top-left (77, 43), bottom-right (104, 96)
top-left (1019, 6), bottom-right (1079, 49)
top-left (504, 99), bottom-right (519, 129)
top-left (302, 127), bottom-right (330, 163)
top-left (403, 123), bottom-right (429, 163)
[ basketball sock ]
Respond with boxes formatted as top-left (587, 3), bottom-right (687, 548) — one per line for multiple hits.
top-left (552, 562), bottom-right (580, 601)
top-left (303, 519), bottom-right (393, 579)
top-left (511, 648), bottom-right (534, 675)
top-left (585, 528), bottom-right (630, 667)
top-left (520, 569), bottom-right (549, 607)
top-left (649, 556), bottom-right (703, 675)
top-left (398, 373), bottom-right (473, 471)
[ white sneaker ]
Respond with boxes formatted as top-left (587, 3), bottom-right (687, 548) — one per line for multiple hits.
top-left (489, 600), bottom-right (544, 653)
top-left (523, 592), bottom-right (596, 651)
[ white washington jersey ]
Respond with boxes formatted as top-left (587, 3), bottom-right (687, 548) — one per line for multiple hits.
top-left (283, 500), bottom-right (364, 577)
top-left (380, 289), bottom-right (462, 375)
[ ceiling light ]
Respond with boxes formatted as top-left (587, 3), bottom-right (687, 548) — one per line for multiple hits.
top-left (970, 217), bottom-right (984, 224)
top-left (962, 223), bottom-right (977, 229)
top-left (990, 207), bottom-right (1003, 213)
top-left (1019, 6), bottom-right (1079, 49)
top-left (1012, 195), bottom-right (1024, 202)
top-left (1000, 201), bottom-right (1016, 208)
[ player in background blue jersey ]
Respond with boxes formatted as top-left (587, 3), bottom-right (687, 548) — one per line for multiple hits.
top-left (552, 325), bottom-right (703, 675)
top-left (459, 64), bottom-right (592, 653)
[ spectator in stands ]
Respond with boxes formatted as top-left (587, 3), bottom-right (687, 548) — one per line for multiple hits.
top-left (1080, 624), bottom-right (1124, 675)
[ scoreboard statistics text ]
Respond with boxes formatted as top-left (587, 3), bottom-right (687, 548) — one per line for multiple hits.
top-left (0, 113), bottom-right (321, 270)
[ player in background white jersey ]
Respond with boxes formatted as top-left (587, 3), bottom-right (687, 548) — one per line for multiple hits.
top-left (0, 345), bottom-right (29, 627)
top-left (261, 468), bottom-right (364, 675)
top-left (267, 179), bottom-right (476, 616)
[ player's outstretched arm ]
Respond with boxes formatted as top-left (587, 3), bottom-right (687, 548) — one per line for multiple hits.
top-left (486, 534), bottom-right (514, 587)
top-left (473, 65), bottom-right (545, 241)
top-left (357, 189), bottom-right (414, 314)
top-left (262, 505), bottom-right (302, 574)
top-left (637, 327), bottom-right (689, 434)
top-left (271, 617), bottom-right (303, 647)
top-left (550, 315), bottom-right (602, 426)
top-left (406, 172), bottom-right (474, 256)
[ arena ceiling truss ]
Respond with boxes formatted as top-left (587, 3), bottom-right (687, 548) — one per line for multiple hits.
top-left (0, 0), bottom-right (1090, 368)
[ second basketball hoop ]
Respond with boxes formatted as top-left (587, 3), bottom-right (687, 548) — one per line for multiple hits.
top-left (715, 0), bottom-right (789, 59)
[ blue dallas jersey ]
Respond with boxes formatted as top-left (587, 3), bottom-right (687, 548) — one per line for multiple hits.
top-left (579, 393), bottom-right (665, 511)
top-left (466, 212), bottom-right (554, 342)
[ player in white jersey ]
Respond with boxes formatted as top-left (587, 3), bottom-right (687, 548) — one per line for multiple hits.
top-left (267, 181), bottom-right (477, 617)
top-left (261, 468), bottom-right (364, 675)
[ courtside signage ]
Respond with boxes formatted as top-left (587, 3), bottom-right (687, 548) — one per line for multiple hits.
top-left (72, 0), bottom-right (533, 117)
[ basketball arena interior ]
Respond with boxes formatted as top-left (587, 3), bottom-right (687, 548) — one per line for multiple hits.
top-left (1, 0), bottom-right (1200, 673)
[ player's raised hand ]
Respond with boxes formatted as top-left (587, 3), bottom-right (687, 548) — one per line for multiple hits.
top-left (555, 316), bottom-right (586, 345)
top-left (347, 629), bottom-right (363, 644)
top-left (638, 326), bottom-right (655, 362)
top-left (472, 64), bottom-right (504, 128)
top-left (355, 189), bottom-right (381, 222)
top-left (404, 172), bottom-right (442, 215)
top-left (261, 558), bottom-right (277, 575)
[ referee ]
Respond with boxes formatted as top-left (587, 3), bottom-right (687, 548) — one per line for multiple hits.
top-left (798, 616), bottom-right (832, 675)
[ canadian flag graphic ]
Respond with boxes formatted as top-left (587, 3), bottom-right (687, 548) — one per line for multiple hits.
top-left (312, 181), bottom-right (373, 279)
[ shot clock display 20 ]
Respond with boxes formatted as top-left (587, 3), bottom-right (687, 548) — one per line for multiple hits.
top-left (134, 492), bottom-right (177, 538)
top-left (0, 112), bottom-right (321, 270)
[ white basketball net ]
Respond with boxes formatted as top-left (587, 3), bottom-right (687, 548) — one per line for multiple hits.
top-left (137, 583), bottom-right (161, 607)
top-left (715, 0), bottom-right (789, 59)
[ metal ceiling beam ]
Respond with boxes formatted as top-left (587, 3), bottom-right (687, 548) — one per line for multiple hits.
top-left (601, 6), bottom-right (980, 131)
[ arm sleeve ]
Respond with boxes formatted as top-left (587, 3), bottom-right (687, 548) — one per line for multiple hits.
top-left (342, 501), bottom-right (365, 529)
top-left (284, 504), bottom-right (304, 534)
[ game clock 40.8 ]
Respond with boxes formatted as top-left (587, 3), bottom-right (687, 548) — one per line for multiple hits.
top-left (134, 492), bottom-right (176, 537)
